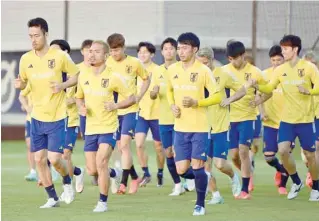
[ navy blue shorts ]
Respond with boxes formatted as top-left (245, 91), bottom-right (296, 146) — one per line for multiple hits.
top-left (84, 133), bottom-right (117, 152)
top-left (116, 113), bottom-right (138, 140)
top-left (206, 131), bottom-right (230, 159)
top-left (315, 118), bottom-right (319, 142)
top-left (253, 115), bottom-right (262, 138)
top-left (229, 120), bottom-right (254, 149)
top-left (25, 120), bottom-right (31, 138)
top-left (64, 127), bottom-right (79, 150)
top-left (159, 125), bottom-right (175, 149)
top-left (135, 116), bottom-right (161, 141)
top-left (278, 122), bottom-right (316, 152)
top-left (79, 115), bottom-right (86, 140)
top-left (174, 132), bottom-right (209, 162)
top-left (30, 118), bottom-right (66, 153)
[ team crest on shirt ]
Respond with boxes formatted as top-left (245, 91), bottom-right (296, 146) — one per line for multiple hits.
top-left (190, 73), bottom-right (198, 82)
top-left (298, 69), bottom-right (305, 77)
top-left (215, 77), bottom-right (220, 84)
top-left (244, 73), bottom-right (251, 81)
top-left (48, 59), bottom-right (55, 69)
top-left (125, 65), bottom-right (132, 74)
top-left (101, 78), bottom-right (109, 88)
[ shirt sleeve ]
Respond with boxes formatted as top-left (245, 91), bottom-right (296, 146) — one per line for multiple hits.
top-left (62, 52), bottom-right (79, 77)
top-left (309, 64), bottom-right (319, 95)
top-left (19, 55), bottom-right (27, 82)
top-left (75, 75), bottom-right (84, 99)
top-left (136, 60), bottom-right (149, 80)
top-left (110, 75), bottom-right (131, 98)
top-left (224, 72), bottom-right (242, 91)
top-left (258, 69), bottom-right (280, 94)
top-left (166, 68), bottom-right (175, 106)
top-left (20, 83), bottom-right (31, 96)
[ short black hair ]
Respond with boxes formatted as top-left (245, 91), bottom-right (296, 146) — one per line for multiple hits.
top-left (137, 42), bottom-right (156, 54)
top-left (280, 35), bottom-right (302, 55)
top-left (269, 45), bottom-right (283, 58)
top-left (27, 17), bottom-right (48, 33)
top-left (226, 41), bottom-right (245, 58)
top-left (161, 37), bottom-right (177, 50)
top-left (50, 39), bottom-right (71, 54)
top-left (177, 32), bottom-right (200, 50)
top-left (81, 39), bottom-right (93, 50)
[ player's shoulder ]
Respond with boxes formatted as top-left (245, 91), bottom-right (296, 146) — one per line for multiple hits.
top-left (126, 55), bottom-right (141, 65)
top-left (300, 59), bottom-right (318, 71)
top-left (195, 60), bottom-right (212, 73)
top-left (20, 50), bottom-right (35, 61)
top-left (167, 61), bottom-right (180, 71)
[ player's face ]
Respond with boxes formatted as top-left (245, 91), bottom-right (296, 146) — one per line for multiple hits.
top-left (89, 43), bottom-right (106, 66)
top-left (110, 47), bottom-right (125, 61)
top-left (281, 46), bottom-right (297, 61)
top-left (28, 26), bottom-right (47, 51)
top-left (177, 43), bottom-right (197, 62)
top-left (161, 43), bottom-right (177, 61)
top-left (138, 46), bottom-right (153, 64)
top-left (197, 56), bottom-right (213, 70)
top-left (270, 55), bottom-right (284, 68)
top-left (81, 46), bottom-right (91, 61)
top-left (229, 55), bottom-right (245, 69)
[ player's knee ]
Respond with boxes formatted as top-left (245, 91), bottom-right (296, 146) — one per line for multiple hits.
top-left (238, 148), bottom-right (249, 159)
top-left (264, 154), bottom-right (275, 163)
top-left (86, 166), bottom-right (98, 176)
top-left (96, 159), bottom-right (108, 172)
top-left (278, 145), bottom-right (290, 157)
top-left (214, 160), bottom-right (225, 171)
top-left (62, 150), bottom-right (71, 161)
top-left (34, 155), bottom-right (46, 165)
top-left (303, 150), bottom-right (315, 161)
top-left (165, 147), bottom-right (174, 158)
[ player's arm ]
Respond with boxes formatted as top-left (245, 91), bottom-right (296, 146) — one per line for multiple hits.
top-left (14, 56), bottom-right (28, 90)
top-left (136, 61), bottom-right (151, 102)
top-left (19, 84), bottom-right (32, 114)
top-left (166, 71), bottom-right (181, 118)
top-left (75, 77), bottom-right (86, 116)
top-left (298, 64), bottom-right (319, 95)
top-left (252, 74), bottom-right (279, 94)
top-left (150, 70), bottom-right (160, 100)
top-left (66, 87), bottom-right (77, 107)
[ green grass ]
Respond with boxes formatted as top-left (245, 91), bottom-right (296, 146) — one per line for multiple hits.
top-left (1, 140), bottom-right (317, 221)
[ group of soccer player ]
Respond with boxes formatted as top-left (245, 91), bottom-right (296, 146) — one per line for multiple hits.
top-left (14, 17), bottom-right (319, 216)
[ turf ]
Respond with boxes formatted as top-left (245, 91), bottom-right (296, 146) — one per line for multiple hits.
top-left (1, 140), bottom-right (317, 221)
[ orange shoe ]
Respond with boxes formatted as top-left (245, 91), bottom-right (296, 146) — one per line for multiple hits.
top-left (117, 184), bottom-right (126, 195)
top-left (306, 173), bottom-right (313, 188)
top-left (274, 172), bottom-right (281, 187)
top-left (235, 191), bottom-right (251, 200)
top-left (248, 176), bottom-right (254, 192)
top-left (278, 187), bottom-right (288, 195)
top-left (128, 179), bottom-right (140, 194)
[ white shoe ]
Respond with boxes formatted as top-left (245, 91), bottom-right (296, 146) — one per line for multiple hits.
top-left (192, 205), bottom-right (205, 216)
top-left (93, 201), bottom-right (108, 212)
top-left (111, 168), bottom-right (122, 194)
top-left (208, 195), bottom-right (224, 204)
top-left (75, 168), bottom-right (84, 193)
top-left (186, 179), bottom-right (195, 192)
top-left (287, 182), bottom-right (304, 200)
top-left (39, 198), bottom-right (60, 208)
top-left (63, 184), bottom-right (75, 204)
top-left (59, 191), bottom-right (65, 202)
top-left (309, 190), bottom-right (319, 202)
top-left (231, 173), bottom-right (242, 197)
top-left (169, 183), bottom-right (185, 196)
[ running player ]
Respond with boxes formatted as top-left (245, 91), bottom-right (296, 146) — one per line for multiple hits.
top-left (197, 47), bottom-right (246, 204)
top-left (150, 37), bottom-right (188, 195)
top-left (50, 39), bottom-right (85, 194)
top-left (167, 32), bottom-right (223, 215)
top-left (106, 33), bottom-right (150, 194)
top-left (76, 40), bottom-right (133, 212)
top-left (135, 41), bottom-right (165, 187)
top-left (14, 17), bottom-right (78, 208)
top-left (251, 35), bottom-right (319, 201)
top-left (222, 41), bottom-right (267, 199)
top-left (251, 45), bottom-right (289, 194)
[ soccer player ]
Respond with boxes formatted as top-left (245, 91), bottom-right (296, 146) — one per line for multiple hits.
top-left (252, 45), bottom-right (289, 194)
top-left (197, 47), bottom-right (247, 204)
top-left (300, 51), bottom-right (319, 188)
top-left (166, 32), bottom-right (222, 215)
top-left (222, 41), bottom-right (267, 199)
top-left (150, 37), bottom-right (188, 195)
top-left (19, 85), bottom-right (37, 181)
top-left (50, 39), bottom-right (85, 193)
top-left (135, 42), bottom-right (165, 187)
top-left (251, 35), bottom-right (319, 201)
top-left (14, 17), bottom-right (79, 208)
top-left (106, 33), bottom-right (150, 194)
top-left (76, 40), bottom-right (134, 212)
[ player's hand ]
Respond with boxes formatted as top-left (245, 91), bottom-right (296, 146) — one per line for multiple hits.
top-left (26, 105), bottom-right (32, 114)
top-left (260, 111), bottom-right (269, 121)
top-left (21, 105), bottom-right (26, 112)
top-left (104, 102), bottom-right (118, 111)
top-left (297, 85), bottom-right (310, 95)
top-left (50, 81), bottom-right (64, 93)
top-left (182, 96), bottom-right (198, 108)
top-left (171, 105), bottom-right (181, 118)
top-left (248, 78), bottom-right (257, 88)
top-left (14, 75), bottom-right (26, 89)
top-left (152, 85), bottom-right (160, 94)
top-left (220, 98), bottom-right (232, 107)
top-left (79, 105), bottom-right (87, 116)
top-left (150, 85), bottom-right (160, 99)
top-left (66, 98), bottom-right (75, 106)
top-left (250, 95), bottom-right (262, 107)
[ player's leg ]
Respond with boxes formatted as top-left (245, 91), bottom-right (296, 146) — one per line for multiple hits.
top-left (191, 132), bottom-right (209, 216)
top-left (25, 120), bottom-right (37, 181)
top-left (135, 116), bottom-right (150, 186)
top-left (31, 118), bottom-right (59, 208)
top-left (118, 113), bottom-right (139, 194)
top-left (93, 134), bottom-right (118, 212)
top-left (150, 119), bottom-right (165, 187)
top-left (229, 122), bottom-right (241, 170)
top-left (297, 123), bottom-right (319, 201)
top-left (250, 115), bottom-right (261, 170)
top-left (213, 131), bottom-right (241, 198)
top-left (236, 121), bottom-right (254, 199)
top-left (277, 122), bottom-right (303, 200)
